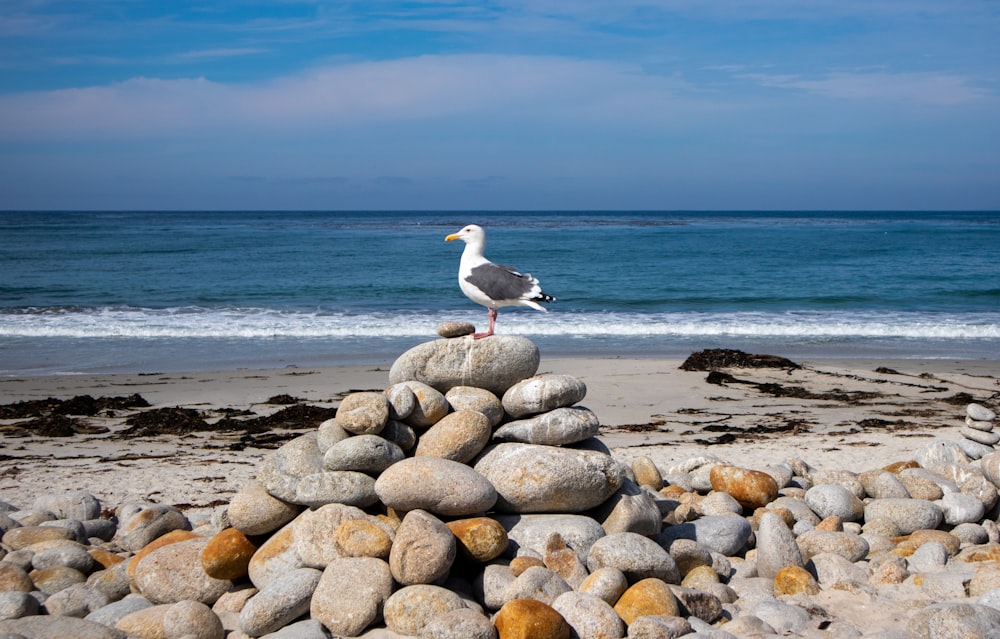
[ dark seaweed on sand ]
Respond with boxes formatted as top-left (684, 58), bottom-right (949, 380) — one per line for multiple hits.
top-left (0, 394), bottom-right (150, 419)
top-left (680, 349), bottom-right (800, 372)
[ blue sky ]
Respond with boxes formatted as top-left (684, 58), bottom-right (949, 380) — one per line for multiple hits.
top-left (1, 1), bottom-right (997, 210)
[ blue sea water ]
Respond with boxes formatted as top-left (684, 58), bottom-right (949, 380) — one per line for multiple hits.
top-left (1, 210), bottom-right (998, 375)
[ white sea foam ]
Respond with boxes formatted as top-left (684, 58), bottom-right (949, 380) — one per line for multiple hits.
top-left (2, 306), bottom-right (998, 340)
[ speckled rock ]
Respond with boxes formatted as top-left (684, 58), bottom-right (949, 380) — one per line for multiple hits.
top-left (401, 381), bottom-right (451, 428)
top-left (939, 492), bottom-right (986, 525)
top-left (389, 335), bottom-right (540, 396)
top-left (30, 542), bottom-right (94, 573)
top-left (415, 410), bottom-right (492, 463)
top-left (632, 456), bottom-right (664, 491)
top-left (379, 419), bottom-right (418, 452)
top-left (30, 566), bottom-right (86, 594)
top-left (375, 456), bottom-right (497, 516)
top-left (239, 567), bottom-right (322, 636)
top-left (474, 443), bottom-right (623, 513)
top-left (0, 563), bottom-right (33, 593)
top-left (503, 566), bottom-right (573, 606)
top-left (588, 532), bottom-right (680, 585)
top-left (39, 583), bottom-right (108, 617)
top-left (133, 537), bottom-right (233, 605)
top-left (496, 514), bottom-right (606, 564)
top-left (385, 383), bottom-right (417, 420)
top-left (126, 529), bottom-right (200, 586)
top-left (420, 607), bottom-right (497, 639)
top-left (0, 591), bottom-right (38, 620)
top-left (322, 434), bottom-right (404, 474)
top-left (552, 591), bottom-right (625, 639)
top-left (625, 615), bottom-right (691, 639)
top-left (591, 478), bottom-right (663, 536)
top-left (864, 499), bottom-right (943, 535)
top-left (805, 484), bottom-right (865, 522)
top-left (292, 503), bottom-right (375, 569)
top-left (118, 600), bottom-right (224, 639)
top-left (494, 598), bottom-right (570, 639)
top-left (493, 407), bottom-right (601, 447)
top-left (908, 602), bottom-right (1000, 639)
top-left (334, 391), bottom-right (389, 435)
top-left (256, 433), bottom-right (324, 503)
top-left (501, 374), bottom-right (588, 419)
top-left (579, 566), bottom-right (629, 606)
top-left (858, 470), bottom-right (911, 499)
top-left (445, 386), bottom-right (505, 427)
top-left (3, 525), bottom-right (76, 551)
top-left (333, 519), bottom-right (393, 559)
top-left (389, 509), bottom-right (456, 585)
top-left (33, 492), bottom-right (102, 522)
top-left (755, 513), bottom-right (804, 579)
top-left (383, 584), bottom-right (467, 636)
top-left (310, 557), bottom-right (393, 637)
top-left (0, 616), bottom-right (135, 639)
top-left (657, 515), bottom-right (753, 558)
top-left (226, 481), bottom-right (301, 537)
top-left (796, 530), bottom-right (869, 563)
top-left (614, 579), bottom-right (680, 625)
top-left (292, 470), bottom-right (378, 508)
top-left (708, 466), bottom-right (778, 509)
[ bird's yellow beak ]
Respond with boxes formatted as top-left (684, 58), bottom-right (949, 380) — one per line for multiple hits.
top-left (445, 233), bottom-right (460, 242)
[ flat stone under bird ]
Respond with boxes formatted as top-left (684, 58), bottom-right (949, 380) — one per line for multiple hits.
top-left (445, 224), bottom-right (554, 339)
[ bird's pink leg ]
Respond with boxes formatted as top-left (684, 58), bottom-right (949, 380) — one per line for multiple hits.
top-left (474, 308), bottom-right (497, 339)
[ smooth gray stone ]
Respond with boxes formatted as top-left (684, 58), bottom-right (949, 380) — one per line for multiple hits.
top-left (755, 513), bottom-right (804, 580)
top-left (444, 386), bottom-right (504, 427)
top-left (41, 584), bottom-right (108, 618)
top-left (804, 484), bottom-right (864, 522)
top-left (0, 592), bottom-right (38, 621)
top-left (864, 498), bottom-right (943, 535)
top-left (375, 457), bottom-right (497, 517)
top-left (383, 584), bottom-right (466, 636)
top-left (32, 492), bottom-right (102, 522)
top-left (551, 591), bottom-right (624, 639)
top-left (587, 532), bottom-right (680, 584)
top-left (908, 541), bottom-right (949, 573)
top-left (419, 607), bottom-right (496, 639)
top-left (961, 426), bottom-right (1000, 445)
top-left (334, 392), bottom-right (389, 435)
top-left (259, 619), bottom-right (332, 639)
top-left (389, 335), bottom-right (540, 396)
top-left (939, 491), bottom-right (985, 525)
top-left (322, 434), bottom-right (404, 474)
top-left (496, 514), bottom-right (606, 564)
top-left (293, 471), bottom-right (378, 508)
top-left (84, 594), bottom-right (153, 628)
top-left (502, 566), bottom-right (572, 606)
top-left (750, 600), bottom-right (812, 635)
top-left (474, 442), bottom-right (623, 513)
top-left (256, 433), bottom-right (324, 503)
top-left (240, 567), bottom-right (322, 636)
top-left (493, 406), bottom-right (600, 446)
top-left (796, 530), bottom-right (869, 563)
top-left (658, 514), bottom-right (753, 557)
top-left (501, 373), bottom-right (587, 418)
top-left (968, 404), bottom-right (997, 422)
top-left (809, 552), bottom-right (869, 586)
top-left (908, 602), bottom-right (1000, 639)
top-left (0, 616), bottom-right (134, 639)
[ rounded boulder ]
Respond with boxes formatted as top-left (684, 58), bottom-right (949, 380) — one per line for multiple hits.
top-left (389, 335), bottom-right (540, 396)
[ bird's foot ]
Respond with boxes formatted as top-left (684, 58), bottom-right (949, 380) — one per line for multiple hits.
top-left (472, 330), bottom-right (494, 339)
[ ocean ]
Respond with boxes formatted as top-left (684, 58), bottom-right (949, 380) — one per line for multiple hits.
top-left (1, 211), bottom-right (998, 375)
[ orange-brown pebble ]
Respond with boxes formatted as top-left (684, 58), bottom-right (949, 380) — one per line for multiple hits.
top-left (709, 465), bottom-right (778, 509)
top-left (201, 527), bottom-right (258, 580)
top-left (883, 460), bottom-right (919, 474)
top-left (447, 517), bottom-right (509, 563)
top-left (774, 566), bottom-right (820, 595)
top-left (89, 548), bottom-right (127, 569)
top-left (893, 529), bottom-right (961, 558)
top-left (659, 485), bottom-right (686, 499)
top-left (333, 520), bottom-right (393, 560)
top-left (957, 543), bottom-right (1000, 563)
top-left (816, 515), bottom-right (844, 532)
top-left (613, 578), bottom-right (680, 624)
top-left (510, 556), bottom-right (546, 577)
top-left (128, 529), bottom-right (200, 583)
top-left (494, 598), bottom-right (570, 639)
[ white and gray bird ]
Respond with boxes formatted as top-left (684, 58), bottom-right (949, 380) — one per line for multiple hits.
top-left (445, 224), bottom-right (554, 339)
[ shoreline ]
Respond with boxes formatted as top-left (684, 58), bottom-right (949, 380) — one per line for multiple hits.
top-left (1, 355), bottom-right (997, 519)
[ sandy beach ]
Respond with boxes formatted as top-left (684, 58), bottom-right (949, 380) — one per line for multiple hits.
top-left (1, 354), bottom-right (996, 518)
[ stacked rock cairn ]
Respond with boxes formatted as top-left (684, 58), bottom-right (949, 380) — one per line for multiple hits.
top-left (3, 334), bottom-right (1000, 639)
top-left (958, 403), bottom-right (999, 458)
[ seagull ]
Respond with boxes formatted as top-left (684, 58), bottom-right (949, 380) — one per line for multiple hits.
top-left (445, 224), bottom-right (554, 339)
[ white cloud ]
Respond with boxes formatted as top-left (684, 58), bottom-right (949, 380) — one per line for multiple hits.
top-left (742, 70), bottom-right (990, 106)
top-left (0, 54), bottom-right (693, 141)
